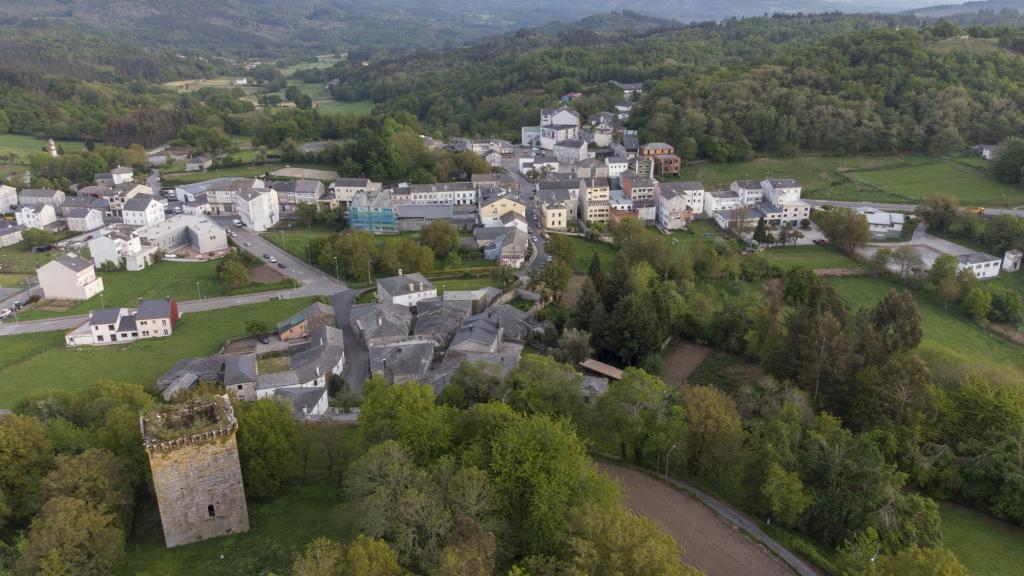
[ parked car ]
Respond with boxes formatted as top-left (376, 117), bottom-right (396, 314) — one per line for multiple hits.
top-left (0, 309), bottom-right (10, 320)
top-left (262, 254), bottom-right (271, 259)
top-left (257, 335), bottom-right (270, 344)
top-left (11, 300), bottom-right (24, 309)
top-left (277, 262), bottom-right (287, 269)
top-left (269, 256), bottom-right (277, 263)
top-left (244, 241), bottom-right (252, 247)
top-left (232, 219), bottom-right (243, 227)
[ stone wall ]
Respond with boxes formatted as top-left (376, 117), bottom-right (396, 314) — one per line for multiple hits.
top-left (148, 431), bottom-right (250, 548)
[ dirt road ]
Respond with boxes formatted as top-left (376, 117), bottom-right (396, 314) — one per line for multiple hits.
top-left (600, 464), bottom-right (798, 576)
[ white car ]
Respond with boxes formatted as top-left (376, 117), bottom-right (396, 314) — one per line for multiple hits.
top-left (269, 256), bottom-right (277, 263)
top-left (232, 219), bottom-right (243, 227)
top-left (0, 309), bottom-right (10, 320)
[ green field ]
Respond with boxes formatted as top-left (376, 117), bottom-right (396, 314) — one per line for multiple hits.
top-left (941, 502), bottom-right (1024, 576)
top-left (828, 277), bottom-right (1024, 385)
top-left (847, 158), bottom-right (1024, 206)
top-left (565, 236), bottom-right (617, 273)
top-left (16, 260), bottom-right (294, 321)
top-left (761, 245), bottom-right (860, 270)
top-left (0, 244), bottom-right (75, 274)
top-left (0, 298), bottom-right (314, 407)
top-left (0, 134), bottom-right (85, 162)
top-left (680, 154), bottom-right (1022, 206)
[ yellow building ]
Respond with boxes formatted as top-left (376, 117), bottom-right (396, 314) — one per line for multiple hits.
top-left (480, 195), bottom-right (526, 227)
top-left (541, 202), bottom-right (568, 230)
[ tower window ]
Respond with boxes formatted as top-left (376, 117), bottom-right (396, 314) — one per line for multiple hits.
top-left (208, 504), bottom-right (216, 518)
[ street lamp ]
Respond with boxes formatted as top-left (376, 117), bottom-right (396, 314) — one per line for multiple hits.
top-left (196, 281), bottom-right (202, 300)
top-left (664, 444), bottom-right (678, 481)
top-left (367, 258), bottom-right (372, 285)
top-left (333, 256), bottom-right (339, 280)
top-left (305, 244), bottom-right (311, 265)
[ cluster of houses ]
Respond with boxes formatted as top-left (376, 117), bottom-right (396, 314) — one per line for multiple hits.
top-left (351, 272), bottom-right (542, 390)
top-left (157, 302), bottom-right (343, 420)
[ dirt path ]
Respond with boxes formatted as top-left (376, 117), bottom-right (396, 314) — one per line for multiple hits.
top-left (661, 341), bottom-right (713, 387)
top-left (600, 464), bottom-right (798, 576)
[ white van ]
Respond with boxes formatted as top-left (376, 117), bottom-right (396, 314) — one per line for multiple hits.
top-left (232, 219), bottom-right (243, 227)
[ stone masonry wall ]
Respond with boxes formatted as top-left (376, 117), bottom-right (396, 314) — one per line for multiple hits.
top-left (149, 432), bottom-right (250, 548)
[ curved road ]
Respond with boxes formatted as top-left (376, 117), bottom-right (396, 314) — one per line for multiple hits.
top-left (600, 464), bottom-right (822, 576)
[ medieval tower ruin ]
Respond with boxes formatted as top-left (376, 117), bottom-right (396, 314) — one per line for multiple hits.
top-left (141, 395), bottom-right (250, 548)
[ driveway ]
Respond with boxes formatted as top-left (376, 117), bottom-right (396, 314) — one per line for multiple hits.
top-left (331, 289), bottom-right (369, 396)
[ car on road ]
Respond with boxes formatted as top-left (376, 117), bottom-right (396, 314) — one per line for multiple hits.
top-left (546, 255), bottom-right (553, 262)
top-left (269, 256), bottom-right (277, 263)
top-left (257, 335), bottom-right (270, 344)
top-left (173, 207), bottom-right (182, 214)
top-left (262, 254), bottom-right (271, 259)
top-left (244, 241), bottom-right (252, 246)
top-left (277, 262), bottom-right (287, 269)
top-left (11, 300), bottom-right (24, 309)
top-left (232, 219), bottom-right (243, 227)
top-left (0, 309), bottom-right (10, 320)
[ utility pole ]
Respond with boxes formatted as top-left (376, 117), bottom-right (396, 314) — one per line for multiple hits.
top-left (664, 444), bottom-right (678, 481)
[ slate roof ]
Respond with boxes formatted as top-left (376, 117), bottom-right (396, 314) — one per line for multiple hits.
top-left (19, 188), bottom-right (61, 199)
top-left (351, 303), bottom-right (413, 342)
top-left (450, 316), bottom-right (500, 351)
top-left (369, 340), bottom-right (435, 384)
top-left (116, 314), bottom-right (137, 333)
top-left (378, 273), bottom-right (434, 297)
top-left (123, 194), bottom-right (161, 212)
top-left (137, 298), bottom-right (174, 321)
top-left (733, 179), bottom-right (762, 190)
top-left (413, 304), bottom-right (467, 345)
top-left (53, 253), bottom-right (93, 272)
top-left (662, 181), bottom-right (704, 192)
top-left (276, 302), bottom-right (334, 334)
top-left (274, 387), bottom-right (328, 419)
top-left (767, 178), bottom-right (799, 188)
top-left (89, 308), bottom-right (123, 326)
top-left (333, 178), bottom-right (372, 188)
top-left (64, 207), bottom-right (99, 219)
top-left (111, 166), bottom-right (133, 175)
top-left (223, 354), bottom-right (257, 386)
top-left (958, 252), bottom-right (1000, 265)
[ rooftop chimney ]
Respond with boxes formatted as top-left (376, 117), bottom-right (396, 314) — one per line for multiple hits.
top-left (398, 268), bottom-right (403, 276)
top-left (409, 283), bottom-right (415, 292)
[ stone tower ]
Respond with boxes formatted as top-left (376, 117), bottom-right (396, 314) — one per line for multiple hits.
top-left (141, 396), bottom-right (250, 548)
top-left (47, 137), bottom-right (57, 158)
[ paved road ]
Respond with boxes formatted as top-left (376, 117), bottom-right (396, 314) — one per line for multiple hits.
top-left (806, 199), bottom-right (1024, 218)
top-left (601, 464), bottom-right (822, 576)
top-left (331, 289), bottom-right (369, 395)
top-left (502, 158), bottom-right (548, 273)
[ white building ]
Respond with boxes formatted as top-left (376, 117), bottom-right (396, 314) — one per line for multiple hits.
top-left (857, 208), bottom-right (906, 241)
top-left (327, 178), bottom-right (381, 207)
top-left (554, 140), bottom-right (588, 165)
top-left (605, 156), bottom-right (630, 179)
top-left (0, 222), bottom-right (24, 247)
top-left (1004, 249), bottom-right (1023, 273)
top-left (88, 229), bottom-right (158, 271)
top-left (957, 252), bottom-right (1002, 280)
top-left (65, 207), bottom-right (105, 232)
top-left (122, 194), bottom-right (166, 227)
top-left (703, 190), bottom-right (744, 218)
top-left (14, 204), bottom-right (57, 229)
top-left (729, 180), bottom-right (764, 204)
top-left (400, 182), bottom-right (477, 206)
top-left (136, 214), bottom-right (228, 255)
top-left (377, 272), bottom-right (437, 307)
top-left (95, 166), bottom-right (134, 187)
top-left (37, 253), bottom-right (104, 301)
top-left (235, 187), bottom-right (279, 232)
top-left (18, 189), bottom-right (65, 208)
top-left (0, 185), bottom-right (17, 213)
top-left (658, 188), bottom-right (692, 230)
top-left (65, 298), bottom-right (178, 347)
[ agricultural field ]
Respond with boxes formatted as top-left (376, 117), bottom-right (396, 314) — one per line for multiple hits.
top-left (680, 154), bottom-right (1022, 206)
top-left (0, 134), bottom-right (84, 163)
top-left (828, 277), bottom-right (1024, 385)
top-left (941, 503), bottom-right (1024, 576)
top-left (0, 298), bottom-right (315, 407)
top-left (16, 260), bottom-right (294, 321)
top-left (761, 245), bottom-right (860, 270)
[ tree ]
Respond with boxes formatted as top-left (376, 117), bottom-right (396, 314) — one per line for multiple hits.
top-left (359, 377), bottom-right (452, 462)
top-left (218, 257), bottom-right (249, 289)
top-left (16, 496), bottom-right (124, 576)
top-left (596, 368), bottom-right (675, 462)
top-left (761, 462), bottom-right (811, 528)
top-left (291, 537), bottom-right (344, 576)
top-left (489, 414), bottom-right (615, 557)
top-left (540, 259), bottom-right (572, 302)
top-left (234, 398), bottom-right (301, 498)
top-left (993, 138), bottom-right (1024, 184)
top-left (873, 247), bottom-right (894, 268)
top-left (435, 517), bottom-right (497, 576)
top-left (963, 288), bottom-right (993, 323)
top-left (892, 246), bottom-right (923, 279)
top-left (928, 254), bottom-right (960, 309)
top-left (588, 253), bottom-right (607, 296)
top-left (818, 208), bottom-right (869, 255)
top-left (546, 234), bottom-right (575, 264)
top-left (679, 386), bottom-right (744, 479)
top-left (753, 217), bottom-right (768, 244)
top-left (981, 214), bottom-right (1023, 254)
top-left (551, 328), bottom-right (592, 365)
top-left (919, 194), bottom-right (959, 231)
top-left (0, 414), bottom-right (54, 528)
top-left (41, 449), bottom-right (135, 530)
top-left (296, 203), bottom-right (318, 228)
top-left (566, 503), bottom-right (701, 576)
top-left (21, 228), bottom-right (57, 247)
top-left (419, 220), bottom-right (459, 259)
top-left (877, 546), bottom-right (968, 576)
top-left (438, 361), bottom-right (506, 409)
top-left (506, 355), bottom-right (582, 418)
top-left (292, 535), bottom-right (409, 576)
top-left (873, 289), bottom-right (923, 354)
top-left (246, 320), bottom-right (268, 337)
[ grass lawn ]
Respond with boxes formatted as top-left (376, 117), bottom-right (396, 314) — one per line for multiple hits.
top-left (256, 354), bottom-right (290, 374)
top-left (680, 155), bottom-right (913, 194)
top-left (986, 269), bottom-right (1024, 299)
top-left (0, 298), bottom-right (315, 407)
top-left (17, 260), bottom-right (294, 321)
top-left (432, 276), bottom-right (499, 293)
top-left (566, 236), bottom-right (617, 273)
top-left (941, 502), bottom-right (1024, 576)
top-left (0, 272), bottom-right (32, 288)
top-left (0, 134), bottom-right (84, 162)
top-left (0, 243), bottom-right (74, 274)
top-left (761, 245), bottom-right (860, 270)
top-left (847, 158), bottom-right (1024, 206)
top-left (827, 277), bottom-right (1024, 385)
top-left (118, 421), bottom-right (360, 575)
top-left (314, 100), bottom-right (374, 116)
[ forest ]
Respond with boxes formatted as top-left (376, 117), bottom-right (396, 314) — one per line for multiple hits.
top-left (315, 15), bottom-right (1024, 160)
